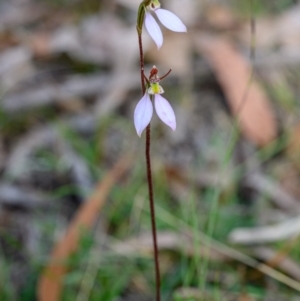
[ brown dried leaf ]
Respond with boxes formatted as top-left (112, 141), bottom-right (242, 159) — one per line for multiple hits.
top-left (37, 154), bottom-right (133, 301)
top-left (194, 36), bottom-right (277, 146)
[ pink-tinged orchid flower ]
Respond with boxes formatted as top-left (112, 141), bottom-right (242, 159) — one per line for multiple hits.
top-left (134, 81), bottom-right (176, 137)
top-left (144, 0), bottom-right (187, 49)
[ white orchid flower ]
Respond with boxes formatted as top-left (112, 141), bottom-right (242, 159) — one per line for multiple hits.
top-left (144, 0), bottom-right (187, 49)
top-left (134, 81), bottom-right (176, 137)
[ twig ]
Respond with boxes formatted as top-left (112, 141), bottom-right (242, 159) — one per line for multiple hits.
top-left (252, 246), bottom-right (300, 281)
top-left (244, 172), bottom-right (300, 213)
top-left (229, 215), bottom-right (300, 244)
top-left (5, 115), bottom-right (95, 180)
top-left (1, 74), bottom-right (109, 112)
top-left (0, 183), bottom-right (53, 209)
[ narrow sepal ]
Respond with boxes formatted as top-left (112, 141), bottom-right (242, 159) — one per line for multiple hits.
top-left (154, 8), bottom-right (187, 32)
top-left (144, 12), bottom-right (163, 49)
top-left (154, 94), bottom-right (176, 130)
top-left (134, 93), bottom-right (153, 137)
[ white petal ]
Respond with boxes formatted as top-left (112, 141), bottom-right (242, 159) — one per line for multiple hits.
top-left (154, 9), bottom-right (187, 32)
top-left (144, 12), bottom-right (163, 49)
top-left (154, 94), bottom-right (176, 131)
top-left (134, 93), bottom-right (153, 137)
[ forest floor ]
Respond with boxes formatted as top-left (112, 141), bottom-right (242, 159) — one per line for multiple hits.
top-left (1, 0), bottom-right (300, 300)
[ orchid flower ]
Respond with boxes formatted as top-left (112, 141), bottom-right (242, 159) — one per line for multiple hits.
top-left (144, 0), bottom-right (187, 49)
top-left (134, 66), bottom-right (176, 137)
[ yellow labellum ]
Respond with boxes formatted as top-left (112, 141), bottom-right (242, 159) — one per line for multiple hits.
top-left (148, 83), bottom-right (164, 95)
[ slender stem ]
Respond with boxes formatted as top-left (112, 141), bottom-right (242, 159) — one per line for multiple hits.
top-left (146, 124), bottom-right (161, 301)
top-left (137, 28), bottom-right (161, 301)
top-left (137, 30), bottom-right (146, 94)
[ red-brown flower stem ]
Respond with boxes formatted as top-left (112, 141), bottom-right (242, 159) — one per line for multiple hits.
top-left (137, 28), bottom-right (161, 301)
top-left (137, 31), bottom-right (146, 94)
top-left (146, 123), bottom-right (161, 301)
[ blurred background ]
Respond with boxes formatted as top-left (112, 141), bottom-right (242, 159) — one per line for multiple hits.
top-left (1, 0), bottom-right (300, 300)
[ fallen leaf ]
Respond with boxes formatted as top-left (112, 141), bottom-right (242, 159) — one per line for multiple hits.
top-left (37, 154), bottom-right (133, 301)
top-left (194, 36), bottom-right (277, 146)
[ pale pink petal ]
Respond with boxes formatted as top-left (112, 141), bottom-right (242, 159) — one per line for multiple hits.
top-left (144, 12), bottom-right (163, 49)
top-left (134, 93), bottom-right (153, 137)
top-left (154, 9), bottom-right (187, 32)
top-left (154, 94), bottom-right (176, 131)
